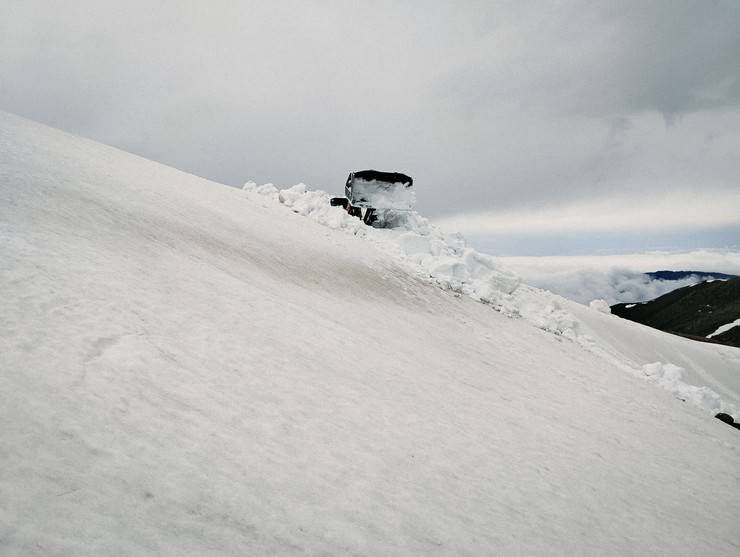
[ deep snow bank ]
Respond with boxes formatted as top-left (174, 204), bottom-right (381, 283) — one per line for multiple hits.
top-left (246, 181), bottom-right (740, 418)
top-left (244, 182), bottom-right (521, 307)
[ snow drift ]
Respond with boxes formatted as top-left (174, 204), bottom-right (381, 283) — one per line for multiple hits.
top-left (248, 181), bottom-right (740, 418)
top-left (2, 111), bottom-right (740, 556)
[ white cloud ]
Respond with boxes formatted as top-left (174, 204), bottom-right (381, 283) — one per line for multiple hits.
top-left (496, 249), bottom-right (740, 304)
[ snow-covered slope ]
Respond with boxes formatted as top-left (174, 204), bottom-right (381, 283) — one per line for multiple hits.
top-left (1, 111), bottom-right (739, 556)
top-left (249, 181), bottom-right (740, 416)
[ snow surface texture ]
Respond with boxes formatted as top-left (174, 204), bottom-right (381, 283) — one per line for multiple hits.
top-left (250, 181), bottom-right (740, 418)
top-left (3, 111), bottom-right (740, 556)
top-left (707, 319), bottom-right (740, 339)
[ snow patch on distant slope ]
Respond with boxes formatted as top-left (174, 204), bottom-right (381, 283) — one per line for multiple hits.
top-left (707, 319), bottom-right (740, 339)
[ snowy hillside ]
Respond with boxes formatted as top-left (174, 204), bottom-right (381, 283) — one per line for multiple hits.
top-left (1, 111), bottom-right (739, 556)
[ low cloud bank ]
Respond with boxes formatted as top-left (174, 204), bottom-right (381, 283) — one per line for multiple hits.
top-left (497, 250), bottom-right (740, 305)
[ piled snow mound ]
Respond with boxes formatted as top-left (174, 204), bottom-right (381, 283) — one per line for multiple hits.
top-left (589, 299), bottom-right (612, 314)
top-left (246, 181), bottom-right (598, 341)
top-left (245, 182), bottom-right (521, 307)
top-left (245, 180), bottom-right (739, 419)
top-left (515, 289), bottom-right (582, 338)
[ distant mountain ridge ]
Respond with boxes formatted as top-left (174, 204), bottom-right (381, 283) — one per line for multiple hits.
top-left (645, 270), bottom-right (737, 281)
top-left (612, 277), bottom-right (740, 347)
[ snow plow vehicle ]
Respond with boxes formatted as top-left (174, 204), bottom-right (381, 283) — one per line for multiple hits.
top-left (331, 170), bottom-right (414, 227)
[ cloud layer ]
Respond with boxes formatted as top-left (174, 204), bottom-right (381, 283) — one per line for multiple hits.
top-left (498, 249), bottom-right (740, 304)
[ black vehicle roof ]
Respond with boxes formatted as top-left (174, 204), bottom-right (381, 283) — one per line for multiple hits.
top-left (350, 169), bottom-right (413, 186)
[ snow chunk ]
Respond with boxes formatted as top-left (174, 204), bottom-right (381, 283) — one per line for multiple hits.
top-left (277, 183), bottom-right (307, 205)
top-left (244, 181), bottom-right (279, 197)
top-left (642, 362), bottom-right (725, 412)
top-left (518, 294), bottom-right (580, 338)
top-left (589, 299), bottom-right (612, 314)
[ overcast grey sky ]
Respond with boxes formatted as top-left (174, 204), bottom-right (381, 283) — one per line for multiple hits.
top-left (2, 0), bottom-right (738, 255)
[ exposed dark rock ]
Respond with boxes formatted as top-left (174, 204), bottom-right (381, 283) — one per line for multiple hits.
top-left (611, 277), bottom-right (740, 348)
top-left (714, 413), bottom-right (740, 430)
